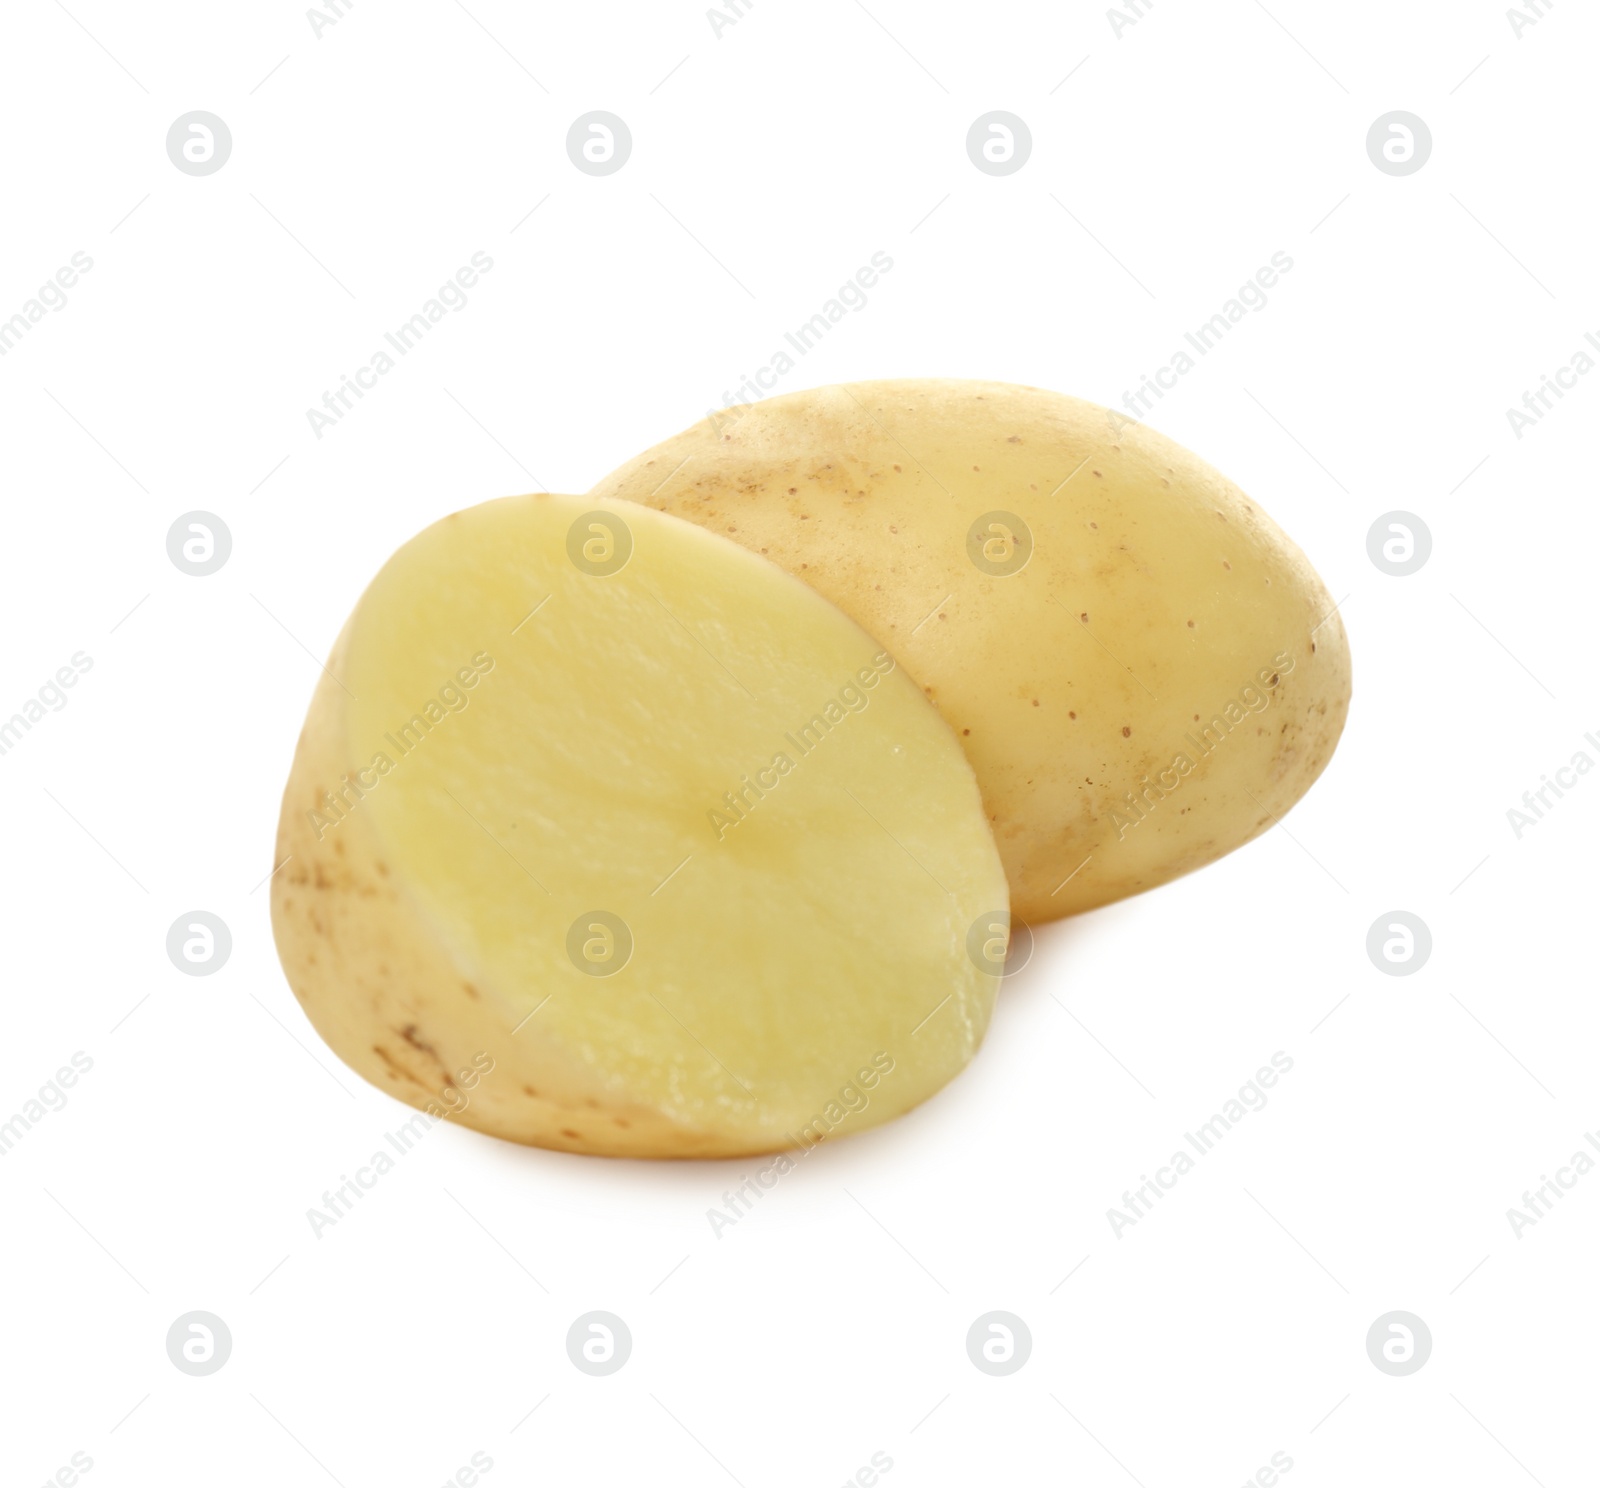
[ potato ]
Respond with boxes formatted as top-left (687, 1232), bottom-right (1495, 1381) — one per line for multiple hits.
top-left (591, 380), bottom-right (1351, 920)
top-left (270, 493), bottom-right (1007, 1158)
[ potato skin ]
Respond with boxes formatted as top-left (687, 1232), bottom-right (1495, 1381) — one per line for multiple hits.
top-left (590, 380), bottom-right (1351, 920)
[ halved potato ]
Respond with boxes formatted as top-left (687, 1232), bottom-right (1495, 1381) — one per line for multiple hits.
top-left (591, 381), bottom-right (1352, 920)
top-left (270, 494), bottom-right (1006, 1158)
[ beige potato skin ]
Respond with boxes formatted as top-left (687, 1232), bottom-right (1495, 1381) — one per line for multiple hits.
top-left (272, 624), bottom-right (738, 1159)
top-left (591, 380), bottom-right (1352, 920)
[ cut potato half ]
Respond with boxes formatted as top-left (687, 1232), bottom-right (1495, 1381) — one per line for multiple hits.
top-left (271, 494), bottom-right (1007, 1158)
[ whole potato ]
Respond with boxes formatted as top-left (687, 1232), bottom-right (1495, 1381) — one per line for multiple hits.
top-left (590, 380), bottom-right (1351, 920)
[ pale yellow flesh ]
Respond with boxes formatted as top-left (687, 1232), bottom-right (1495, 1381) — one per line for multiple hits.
top-left (271, 494), bottom-right (1006, 1158)
top-left (591, 381), bottom-right (1353, 920)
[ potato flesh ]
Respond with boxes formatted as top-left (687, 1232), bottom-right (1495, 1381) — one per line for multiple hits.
top-left (590, 381), bottom-right (1352, 920)
top-left (271, 494), bottom-right (1005, 1157)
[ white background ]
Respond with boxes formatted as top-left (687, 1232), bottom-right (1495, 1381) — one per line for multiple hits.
top-left (2, 1), bottom-right (1596, 1483)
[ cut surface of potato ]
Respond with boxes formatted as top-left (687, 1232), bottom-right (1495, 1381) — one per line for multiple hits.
top-left (591, 381), bottom-right (1352, 920)
top-left (271, 494), bottom-right (1006, 1158)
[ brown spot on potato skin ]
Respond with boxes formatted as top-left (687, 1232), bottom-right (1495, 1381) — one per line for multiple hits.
top-left (394, 1024), bottom-right (457, 1087)
top-left (373, 1044), bottom-right (431, 1092)
top-left (400, 1024), bottom-right (437, 1058)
